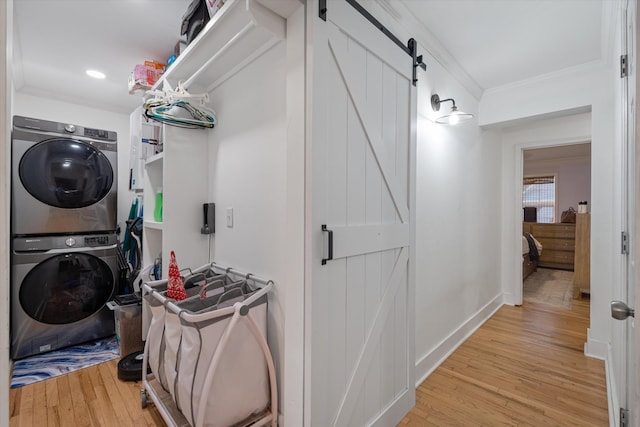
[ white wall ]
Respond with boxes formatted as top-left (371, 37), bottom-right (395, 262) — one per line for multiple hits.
top-left (492, 63), bottom-right (620, 360)
top-left (524, 149), bottom-right (591, 221)
top-left (206, 40), bottom-right (289, 419)
top-left (414, 83), bottom-right (503, 382)
top-left (12, 93), bottom-right (133, 235)
top-left (555, 163), bottom-right (591, 216)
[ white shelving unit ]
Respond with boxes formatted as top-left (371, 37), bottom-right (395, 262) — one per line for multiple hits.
top-left (142, 125), bottom-right (209, 279)
top-left (142, 220), bottom-right (164, 231)
top-left (153, 0), bottom-right (285, 93)
top-left (142, 150), bottom-right (164, 235)
top-left (129, 107), bottom-right (162, 191)
top-left (145, 152), bottom-right (164, 166)
top-left (139, 0), bottom-right (286, 280)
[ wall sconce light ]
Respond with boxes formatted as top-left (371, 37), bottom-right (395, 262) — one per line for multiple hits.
top-left (430, 94), bottom-right (474, 125)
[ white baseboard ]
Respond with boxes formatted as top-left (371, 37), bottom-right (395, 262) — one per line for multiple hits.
top-left (414, 294), bottom-right (504, 386)
top-left (584, 328), bottom-right (608, 360)
top-left (502, 292), bottom-right (517, 306)
top-left (605, 344), bottom-right (618, 427)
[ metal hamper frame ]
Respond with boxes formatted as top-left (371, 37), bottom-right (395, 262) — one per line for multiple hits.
top-left (140, 262), bottom-right (277, 427)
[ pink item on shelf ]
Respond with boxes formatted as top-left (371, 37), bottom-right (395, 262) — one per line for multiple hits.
top-left (166, 251), bottom-right (187, 301)
top-left (132, 64), bottom-right (163, 87)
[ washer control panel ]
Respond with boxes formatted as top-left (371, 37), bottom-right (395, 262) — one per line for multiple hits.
top-left (13, 116), bottom-right (118, 142)
top-left (13, 233), bottom-right (117, 252)
top-left (84, 235), bottom-right (111, 246)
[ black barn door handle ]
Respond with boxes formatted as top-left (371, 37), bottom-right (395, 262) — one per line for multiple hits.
top-left (321, 224), bottom-right (333, 265)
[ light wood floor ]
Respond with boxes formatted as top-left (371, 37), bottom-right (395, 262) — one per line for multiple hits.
top-left (10, 299), bottom-right (606, 426)
top-left (10, 357), bottom-right (165, 426)
top-left (399, 299), bottom-right (608, 426)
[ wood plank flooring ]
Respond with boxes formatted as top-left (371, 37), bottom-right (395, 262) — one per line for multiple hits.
top-left (10, 299), bottom-right (607, 426)
top-left (399, 299), bottom-right (608, 426)
top-left (10, 358), bottom-right (165, 426)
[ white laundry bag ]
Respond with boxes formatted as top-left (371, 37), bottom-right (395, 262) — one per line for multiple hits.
top-left (162, 276), bottom-right (231, 398)
top-left (143, 281), bottom-right (169, 390)
top-left (144, 272), bottom-right (226, 393)
top-left (173, 283), bottom-right (270, 427)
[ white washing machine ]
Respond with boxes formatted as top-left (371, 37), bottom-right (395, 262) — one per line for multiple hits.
top-left (11, 233), bottom-right (118, 359)
top-left (11, 116), bottom-right (117, 236)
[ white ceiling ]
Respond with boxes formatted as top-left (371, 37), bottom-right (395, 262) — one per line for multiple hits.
top-left (13, 0), bottom-right (192, 113)
top-left (400, 0), bottom-right (608, 91)
top-left (11, 0), bottom-right (613, 114)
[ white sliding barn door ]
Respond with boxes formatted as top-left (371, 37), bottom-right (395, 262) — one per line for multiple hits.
top-left (306, 1), bottom-right (416, 426)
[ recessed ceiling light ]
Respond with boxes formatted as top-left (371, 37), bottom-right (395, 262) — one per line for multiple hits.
top-left (86, 69), bottom-right (106, 79)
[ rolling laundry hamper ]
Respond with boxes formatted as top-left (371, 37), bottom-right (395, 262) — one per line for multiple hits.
top-left (141, 262), bottom-right (277, 427)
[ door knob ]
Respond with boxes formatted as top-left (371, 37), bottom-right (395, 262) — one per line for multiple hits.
top-left (611, 300), bottom-right (635, 320)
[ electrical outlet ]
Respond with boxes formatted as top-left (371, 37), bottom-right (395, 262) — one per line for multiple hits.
top-left (226, 207), bottom-right (233, 228)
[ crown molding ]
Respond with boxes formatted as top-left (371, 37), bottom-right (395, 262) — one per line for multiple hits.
top-left (481, 0), bottom-right (617, 98)
top-left (380, 0), bottom-right (484, 100)
top-left (373, 0), bottom-right (621, 101)
top-left (482, 59), bottom-right (608, 98)
top-left (371, 0), bottom-right (615, 103)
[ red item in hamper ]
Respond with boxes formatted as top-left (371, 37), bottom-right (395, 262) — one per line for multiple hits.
top-left (166, 251), bottom-right (187, 301)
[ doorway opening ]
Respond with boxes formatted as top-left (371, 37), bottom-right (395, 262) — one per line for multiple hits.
top-left (521, 143), bottom-right (592, 313)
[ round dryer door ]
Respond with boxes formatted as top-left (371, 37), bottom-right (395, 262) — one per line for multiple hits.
top-left (20, 252), bottom-right (115, 325)
top-left (19, 138), bottom-right (114, 209)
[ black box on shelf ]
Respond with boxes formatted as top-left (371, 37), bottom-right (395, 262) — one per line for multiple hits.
top-left (182, 0), bottom-right (210, 45)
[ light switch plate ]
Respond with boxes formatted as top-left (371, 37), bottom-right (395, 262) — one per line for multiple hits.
top-left (226, 207), bottom-right (233, 228)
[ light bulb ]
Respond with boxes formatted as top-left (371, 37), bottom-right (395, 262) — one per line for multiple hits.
top-left (86, 69), bottom-right (106, 79)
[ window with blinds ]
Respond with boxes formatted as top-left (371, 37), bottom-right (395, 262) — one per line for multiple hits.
top-left (523, 175), bottom-right (555, 223)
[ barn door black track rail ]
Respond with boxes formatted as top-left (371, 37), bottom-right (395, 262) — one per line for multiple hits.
top-left (319, 0), bottom-right (427, 86)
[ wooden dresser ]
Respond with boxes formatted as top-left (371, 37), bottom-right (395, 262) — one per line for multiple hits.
top-left (573, 214), bottom-right (591, 298)
top-left (523, 222), bottom-right (576, 270)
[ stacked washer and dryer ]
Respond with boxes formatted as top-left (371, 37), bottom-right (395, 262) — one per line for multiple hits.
top-left (11, 116), bottom-right (119, 360)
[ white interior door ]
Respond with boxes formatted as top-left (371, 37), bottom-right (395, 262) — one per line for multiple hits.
top-left (621, 1), bottom-right (639, 425)
top-left (630, 1), bottom-right (640, 424)
top-left (306, 1), bottom-right (416, 426)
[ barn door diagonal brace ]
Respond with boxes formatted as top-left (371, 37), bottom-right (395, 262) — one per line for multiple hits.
top-left (319, 0), bottom-right (427, 85)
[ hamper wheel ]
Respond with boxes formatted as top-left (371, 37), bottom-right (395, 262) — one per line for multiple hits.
top-left (140, 388), bottom-right (148, 408)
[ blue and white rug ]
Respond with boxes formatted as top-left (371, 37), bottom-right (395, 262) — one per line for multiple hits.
top-left (10, 335), bottom-right (119, 388)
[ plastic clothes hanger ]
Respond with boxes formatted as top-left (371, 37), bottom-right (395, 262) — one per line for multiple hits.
top-left (144, 100), bottom-right (215, 128)
top-left (143, 82), bottom-right (216, 129)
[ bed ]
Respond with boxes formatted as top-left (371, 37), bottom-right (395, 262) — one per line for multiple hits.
top-left (522, 233), bottom-right (543, 280)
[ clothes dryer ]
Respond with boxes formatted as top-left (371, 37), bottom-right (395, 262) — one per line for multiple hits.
top-left (12, 116), bottom-right (117, 236)
top-left (11, 233), bottom-right (118, 359)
